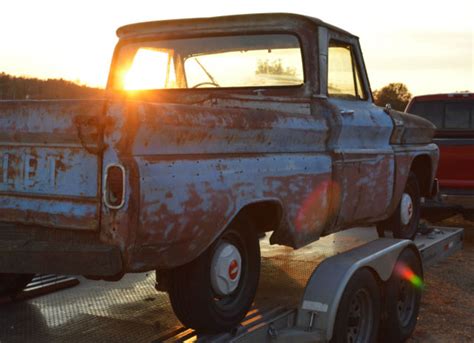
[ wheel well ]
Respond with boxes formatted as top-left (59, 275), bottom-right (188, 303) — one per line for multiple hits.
top-left (410, 155), bottom-right (432, 197)
top-left (235, 201), bottom-right (283, 233)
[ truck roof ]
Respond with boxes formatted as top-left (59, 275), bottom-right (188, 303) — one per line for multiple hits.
top-left (411, 93), bottom-right (474, 102)
top-left (116, 12), bottom-right (356, 39)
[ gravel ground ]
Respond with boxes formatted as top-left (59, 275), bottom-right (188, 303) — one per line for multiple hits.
top-left (410, 216), bottom-right (474, 343)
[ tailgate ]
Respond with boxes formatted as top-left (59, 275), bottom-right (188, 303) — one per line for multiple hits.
top-left (0, 100), bottom-right (105, 231)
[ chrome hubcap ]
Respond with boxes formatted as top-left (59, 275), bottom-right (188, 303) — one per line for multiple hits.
top-left (210, 242), bottom-right (242, 296)
top-left (400, 193), bottom-right (413, 225)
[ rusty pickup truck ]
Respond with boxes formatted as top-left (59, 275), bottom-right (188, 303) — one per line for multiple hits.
top-left (0, 13), bottom-right (438, 332)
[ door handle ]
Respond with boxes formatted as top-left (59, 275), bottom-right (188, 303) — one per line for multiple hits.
top-left (340, 109), bottom-right (354, 116)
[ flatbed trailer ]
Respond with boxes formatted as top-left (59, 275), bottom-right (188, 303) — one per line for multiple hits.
top-left (0, 226), bottom-right (463, 342)
top-left (184, 226), bottom-right (464, 343)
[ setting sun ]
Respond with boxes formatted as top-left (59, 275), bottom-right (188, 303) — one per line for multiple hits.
top-left (123, 48), bottom-right (175, 90)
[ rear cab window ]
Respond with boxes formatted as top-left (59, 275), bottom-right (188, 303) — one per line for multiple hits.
top-left (407, 97), bottom-right (474, 133)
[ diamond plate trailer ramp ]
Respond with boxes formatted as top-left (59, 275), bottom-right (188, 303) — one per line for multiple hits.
top-left (0, 226), bottom-right (463, 343)
top-left (0, 275), bottom-right (79, 305)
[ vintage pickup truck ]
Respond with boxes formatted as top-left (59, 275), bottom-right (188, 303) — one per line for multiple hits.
top-left (0, 13), bottom-right (438, 332)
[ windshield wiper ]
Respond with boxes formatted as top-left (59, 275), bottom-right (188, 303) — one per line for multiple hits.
top-left (195, 58), bottom-right (218, 85)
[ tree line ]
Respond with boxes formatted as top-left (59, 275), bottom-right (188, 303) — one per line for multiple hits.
top-left (0, 72), bottom-right (104, 100)
top-left (0, 72), bottom-right (413, 110)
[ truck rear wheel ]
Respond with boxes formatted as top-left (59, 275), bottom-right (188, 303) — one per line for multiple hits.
top-left (0, 273), bottom-right (34, 298)
top-left (168, 217), bottom-right (260, 333)
top-left (331, 268), bottom-right (381, 343)
top-left (377, 172), bottom-right (421, 240)
top-left (380, 248), bottom-right (422, 342)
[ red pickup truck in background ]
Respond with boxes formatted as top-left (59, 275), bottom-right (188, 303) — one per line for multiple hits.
top-left (406, 93), bottom-right (474, 221)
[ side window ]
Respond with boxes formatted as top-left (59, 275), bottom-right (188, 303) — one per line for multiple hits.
top-left (328, 42), bottom-right (366, 100)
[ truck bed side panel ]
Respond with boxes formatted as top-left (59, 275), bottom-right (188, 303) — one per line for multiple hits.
top-left (105, 101), bottom-right (332, 270)
top-left (0, 100), bottom-right (104, 231)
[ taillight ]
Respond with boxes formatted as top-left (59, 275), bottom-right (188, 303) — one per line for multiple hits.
top-left (104, 164), bottom-right (125, 209)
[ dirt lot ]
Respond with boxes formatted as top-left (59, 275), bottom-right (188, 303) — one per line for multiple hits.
top-left (410, 216), bottom-right (474, 342)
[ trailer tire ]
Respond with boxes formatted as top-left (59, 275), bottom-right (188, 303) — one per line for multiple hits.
top-left (377, 172), bottom-right (421, 240)
top-left (381, 248), bottom-right (422, 342)
top-left (168, 217), bottom-right (260, 333)
top-left (331, 268), bottom-right (381, 343)
top-left (0, 273), bottom-right (34, 298)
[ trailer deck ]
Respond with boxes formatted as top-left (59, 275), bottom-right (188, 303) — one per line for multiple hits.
top-left (0, 226), bottom-right (463, 342)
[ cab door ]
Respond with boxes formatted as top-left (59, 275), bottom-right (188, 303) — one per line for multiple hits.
top-left (324, 37), bottom-right (394, 225)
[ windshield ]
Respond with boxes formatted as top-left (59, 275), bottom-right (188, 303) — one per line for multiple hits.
top-left (112, 34), bottom-right (304, 90)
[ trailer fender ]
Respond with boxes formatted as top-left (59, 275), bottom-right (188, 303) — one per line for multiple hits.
top-left (295, 238), bottom-right (420, 341)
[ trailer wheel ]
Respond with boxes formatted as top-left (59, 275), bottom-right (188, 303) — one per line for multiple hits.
top-left (331, 268), bottom-right (381, 343)
top-left (381, 248), bottom-right (422, 342)
top-left (377, 172), bottom-right (420, 240)
top-left (168, 217), bottom-right (260, 333)
top-left (0, 273), bottom-right (34, 297)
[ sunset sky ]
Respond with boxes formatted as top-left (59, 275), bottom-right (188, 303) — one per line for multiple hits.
top-left (1, 0), bottom-right (472, 95)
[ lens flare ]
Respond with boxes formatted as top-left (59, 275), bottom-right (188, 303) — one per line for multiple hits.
top-left (395, 261), bottom-right (424, 289)
top-left (294, 180), bottom-right (341, 232)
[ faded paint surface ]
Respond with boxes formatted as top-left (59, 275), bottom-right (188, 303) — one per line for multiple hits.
top-left (0, 100), bottom-right (103, 231)
top-left (328, 98), bottom-right (396, 228)
top-left (100, 100), bottom-right (332, 270)
top-left (388, 109), bottom-right (436, 145)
